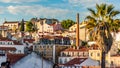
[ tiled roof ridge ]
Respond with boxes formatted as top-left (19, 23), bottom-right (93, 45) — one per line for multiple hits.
top-left (0, 47), bottom-right (16, 51)
top-left (63, 58), bottom-right (87, 66)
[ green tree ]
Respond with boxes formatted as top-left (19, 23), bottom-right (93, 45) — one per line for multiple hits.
top-left (81, 41), bottom-right (88, 47)
top-left (61, 19), bottom-right (75, 29)
top-left (25, 21), bottom-right (34, 32)
top-left (86, 3), bottom-right (120, 68)
top-left (20, 19), bottom-right (25, 32)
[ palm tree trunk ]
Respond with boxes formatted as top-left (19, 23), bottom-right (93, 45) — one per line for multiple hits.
top-left (101, 51), bottom-right (106, 68)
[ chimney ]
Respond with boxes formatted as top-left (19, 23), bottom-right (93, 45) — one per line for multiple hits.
top-left (76, 13), bottom-right (80, 48)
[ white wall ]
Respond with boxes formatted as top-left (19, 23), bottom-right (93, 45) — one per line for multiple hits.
top-left (58, 57), bottom-right (74, 64)
top-left (0, 45), bottom-right (25, 54)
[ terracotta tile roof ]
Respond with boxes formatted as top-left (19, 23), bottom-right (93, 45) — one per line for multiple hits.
top-left (7, 53), bottom-right (26, 64)
top-left (39, 35), bottom-right (63, 39)
top-left (63, 47), bottom-right (89, 52)
top-left (0, 47), bottom-right (16, 51)
top-left (13, 41), bottom-right (22, 45)
top-left (62, 58), bottom-right (87, 66)
top-left (0, 37), bottom-right (12, 41)
top-left (54, 36), bottom-right (63, 39)
top-left (3, 21), bottom-right (19, 24)
top-left (0, 26), bottom-right (8, 29)
top-left (111, 54), bottom-right (120, 57)
top-left (24, 39), bottom-right (35, 43)
top-left (49, 23), bottom-right (55, 26)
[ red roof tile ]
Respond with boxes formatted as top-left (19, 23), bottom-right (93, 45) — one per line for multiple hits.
top-left (0, 37), bottom-right (12, 41)
top-left (63, 58), bottom-right (87, 66)
top-left (0, 47), bottom-right (16, 51)
top-left (0, 26), bottom-right (8, 29)
top-left (24, 39), bottom-right (35, 43)
top-left (13, 41), bottom-right (22, 45)
top-left (7, 53), bottom-right (26, 64)
top-left (111, 54), bottom-right (120, 57)
top-left (4, 21), bottom-right (19, 24)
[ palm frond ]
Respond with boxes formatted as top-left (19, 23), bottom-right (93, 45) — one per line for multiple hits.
top-left (100, 4), bottom-right (107, 17)
top-left (110, 10), bottom-right (120, 17)
top-left (96, 4), bottom-right (100, 12)
top-left (100, 3), bottom-right (106, 10)
top-left (86, 15), bottom-right (96, 20)
top-left (87, 8), bottom-right (97, 17)
top-left (107, 4), bottom-right (114, 14)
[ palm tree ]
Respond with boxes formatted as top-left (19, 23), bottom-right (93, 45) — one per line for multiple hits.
top-left (86, 3), bottom-right (120, 68)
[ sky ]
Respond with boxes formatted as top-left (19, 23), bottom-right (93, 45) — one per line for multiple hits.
top-left (0, 0), bottom-right (120, 24)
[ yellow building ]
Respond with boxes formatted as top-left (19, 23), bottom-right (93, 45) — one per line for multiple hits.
top-left (68, 23), bottom-right (87, 41)
top-left (110, 55), bottom-right (120, 66)
top-left (35, 18), bottom-right (59, 33)
top-left (89, 44), bottom-right (111, 65)
top-left (3, 21), bottom-right (19, 31)
top-left (0, 25), bottom-right (8, 37)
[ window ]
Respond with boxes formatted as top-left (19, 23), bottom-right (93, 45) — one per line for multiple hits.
top-left (18, 50), bottom-right (21, 53)
top-left (91, 53), bottom-right (93, 56)
top-left (83, 52), bottom-right (85, 56)
top-left (97, 60), bottom-right (100, 65)
top-left (47, 46), bottom-right (49, 48)
top-left (111, 61), bottom-right (114, 65)
top-left (97, 53), bottom-right (100, 56)
top-left (64, 58), bottom-right (67, 63)
top-left (72, 52), bottom-right (74, 56)
top-left (62, 52), bottom-right (65, 56)
top-left (43, 46), bottom-right (45, 48)
top-left (2, 42), bottom-right (5, 45)
top-left (59, 59), bottom-right (62, 64)
top-left (77, 52), bottom-right (79, 56)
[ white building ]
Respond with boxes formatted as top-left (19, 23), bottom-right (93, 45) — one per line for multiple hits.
top-left (35, 18), bottom-right (62, 33)
top-left (59, 58), bottom-right (99, 68)
top-left (0, 37), bottom-right (25, 54)
top-left (58, 47), bottom-right (89, 64)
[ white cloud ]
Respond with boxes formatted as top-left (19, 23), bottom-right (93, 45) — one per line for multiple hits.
top-left (0, 0), bottom-right (39, 3)
top-left (7, 5), bottom-right (72, 18)
top-left (67, 0), bottom-right (107, 8)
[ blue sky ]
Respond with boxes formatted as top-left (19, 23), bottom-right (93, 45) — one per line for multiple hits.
top-left (0, 0), bottom-right (120, 24)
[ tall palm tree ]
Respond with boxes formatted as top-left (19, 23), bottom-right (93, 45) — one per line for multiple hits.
top-left (86, 3), bottom-right (120, 68)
